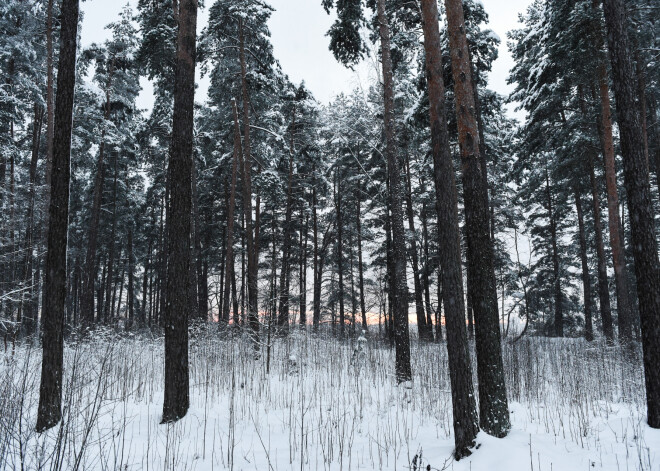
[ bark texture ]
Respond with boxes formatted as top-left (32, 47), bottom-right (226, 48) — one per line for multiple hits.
top-left (602, 0), bottom-right (660, 428)
top-left (444, 0), bottom-right (510, 437)
top-left (376, 0), bottom-right (412, 383)
top-left (36, 0), bottom-right (80, 433)
top-left (420, 0), bottom-right (478, 457)
top-left (162, 0), bottom-right (197, 423)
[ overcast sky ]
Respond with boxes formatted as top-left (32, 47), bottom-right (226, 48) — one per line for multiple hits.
top-left (80, 0), bottom-right (531, 117)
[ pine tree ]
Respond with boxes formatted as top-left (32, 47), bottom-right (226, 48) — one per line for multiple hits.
top-left (36, 0), bottom-right (80, 433)
top-left (601, 0), bottom-right (660, 429)
top-left (419, 0), bottom-right (478, 457)
top-left (162, 0), bottom-right (198, 423)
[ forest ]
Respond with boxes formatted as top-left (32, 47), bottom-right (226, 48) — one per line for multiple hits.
top-left (0, 0), bottom-right (659, 469)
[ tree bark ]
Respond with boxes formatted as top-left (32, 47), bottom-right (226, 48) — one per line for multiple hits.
top-left (20, 104), bottom-right (44, 336)
top-left (299, 209), bottom-right (308, 326)
top-left (404, 155), bottom-right (430, 340)
top-left (545, 167), bottom-right (563, 337)
top-left (596, 62), bottom-right (633, 340)
top-left (356, 185), bottom-right (367, 331)
top-left (127, 229), bottom-right (136, 327)
top-left (238, 20), bottom-right (260, 346)
top-left (602, 0), bottom-right (660, 428)
top-left (335, 174), bottom-right (345, 337)
top-left (222, 101), bottom-right (241, 325)
top-left (376, 0), bottom-right (411, 383)
top-left (588, 151), bottom-right (614, 340)
top-left (574, 187), bottom-right (594, 341)
top-left (36, 0), bottom-right (80, 433)
top-left (420, 0), bottom-right (478, 456)
top-left (162, 0), bottom-right (197, 423)
top-left (444, 0), bottom-right (510, 437)
top-left (277, 150), bottom-right (295, 332)
top-left (420, 201), bottom-right (436, 340)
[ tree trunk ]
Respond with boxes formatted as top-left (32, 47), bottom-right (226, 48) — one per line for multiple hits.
top-left (444, 0), bottom-right (510, 437)
top-left (602, 0), bottom-right (660, 428)
top-left (545, 167), bottom-right (563, 337)
top-left (335, 174), bottom-right (345, 337)
top-left (238, 20), bottom-right (260, 346)
top-left (420, 201), bottom-right (436, 340)
top-left (36, 0), bottom-right (80, 433)
top-left (404, 155), bottom-right (430, 340)
top-left (376, 0), bottom-right (412, 382)
top-left (312, 186), bottom-right (324, 330)
top-left (596, 62), bottom-right (633, 340)
top-left (420, 0), bottom-right (478, 456)
top-left (574, 187), bottom-right (594, 341)
top-left (20, 104), bottom-right (44, 336)
top-left (299, 209), bottom-right (308, 326)
top-left (162, 0), bottom-right (197, 423)
top-left (356, 185), bottom-right (367, 331)
top-left (104, 152), bottom-right (119, 323)
top-left (223, 101), bottom-right (241, 325)
top-left (588, 151), bottom-right (615, 340)
top-left (127, 229), bottom-right (136, 328)
top-left (277, 150), bottom-right (295, 332)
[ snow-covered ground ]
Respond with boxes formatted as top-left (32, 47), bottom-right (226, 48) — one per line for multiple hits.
top-left (1, 328), bottom-right (658, 470)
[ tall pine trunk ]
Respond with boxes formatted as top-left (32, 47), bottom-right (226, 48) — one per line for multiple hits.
top-left (222, 101), bottom-right (241, 325)
top-left (335, 174), bottom-right (345, 337)
top-left (36, 0), bottom-right (80, 432)
top-left (596, 62), bottom-right (633, 340)
top-left (444, 0), bottom-right (510, 437)
top-left (602, 0), bottom-right (660, 428)
top-left (238, 20), bottom-right (260, 346)
top-left (588, 151), bottom-right (614, 339)
top-left (420, 0), bottom-right (478, 456)
top-left (375, 0), bottom-right (411, 382)
top-left (162, 0), bottom-right (197, 423)
top-left (574, 188), bottom-right (594, 341)
top-left (404, 154), bottom-right (430, 340)
top-left (356, 186), bottom-right (367, 331)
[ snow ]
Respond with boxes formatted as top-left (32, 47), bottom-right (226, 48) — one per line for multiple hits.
top-left (1, 331), bottom-right (657, 470)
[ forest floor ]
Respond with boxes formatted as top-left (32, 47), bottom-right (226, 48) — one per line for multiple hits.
top-left (1, 326), bottom-right (658, 470)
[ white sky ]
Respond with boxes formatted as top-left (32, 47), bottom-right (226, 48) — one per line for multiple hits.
top-left (79, 0), bottom-right (531, 117)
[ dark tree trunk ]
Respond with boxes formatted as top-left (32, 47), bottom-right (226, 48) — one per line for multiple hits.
top-left (404, 154), bottom-right (430, 340)
top-left (104, 152), bottom-right (119, 323)
top-left (277, 150), bottom-right (295, 332)
top-left (545, 168), bottom-right (563, 337)
top-left (596, 63), bottom-right (633, 340)
top-left (127, 229), bottom-right (136, 327)
top-left (602, 0), bottom-right (660, 428)
top-left (420, 0), bottom-right (478, 457)
top-left (376, 0), bottom-right (411, 382)
top-left (444, 0), bottom-right (510, 437)
top-left (36, 0), bottom-right (80, 433)
top-left (21, 104), bottom-right (44, 336)
top-left (574, 188), bottom-right (594, 341)
top-left (142, 230), bottom-right (152, 325)
top-left (588, 152), bottom-right (615, 339)
top-left (238, 20), bottom-right (260, 346)
top-left (356, 186), bottom-right (367, 331)
top-left (420, 201), bottom-right (436, 340)
top-left (223, 101), bottom-right (241, 325)
top-left (299, 209), bottom-right (308, 326)
top-left (162, 0), bottom-right (197, 423)
top-left (191, 157), bottom-right (204, 321)
top-left (335, 174), bottom-right (345, 337)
